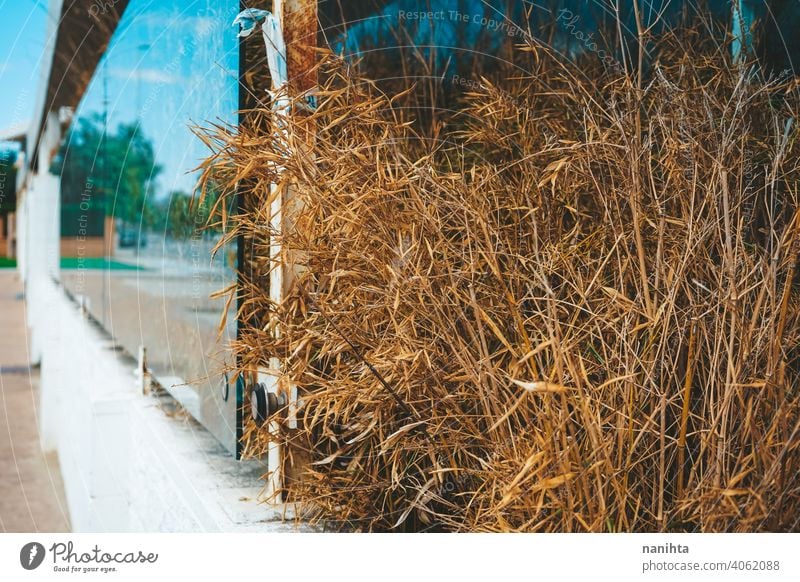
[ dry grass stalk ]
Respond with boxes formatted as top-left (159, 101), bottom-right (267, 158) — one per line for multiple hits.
top-left (198, 30), bottom-right (800, 532)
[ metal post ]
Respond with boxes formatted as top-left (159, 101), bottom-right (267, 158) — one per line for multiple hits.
top-left (257, 0), bottom-right (317, 502)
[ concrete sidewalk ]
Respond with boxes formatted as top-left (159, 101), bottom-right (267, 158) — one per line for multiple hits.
top-left (0, 270), bottom-right (70, 532)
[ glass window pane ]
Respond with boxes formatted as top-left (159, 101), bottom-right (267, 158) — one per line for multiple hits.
top-left (56, 0), bottom-right (240, 452)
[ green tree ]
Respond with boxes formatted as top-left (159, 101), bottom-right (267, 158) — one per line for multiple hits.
top-left (52, 114), bottom-right (162, 228)
top-left (0, 147), bottom-right (17, 214)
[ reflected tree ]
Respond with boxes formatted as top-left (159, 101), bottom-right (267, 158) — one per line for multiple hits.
top-left (52, 113), bottom-right (162, 231)
top-left (154, 184), bottom-right (227, 240)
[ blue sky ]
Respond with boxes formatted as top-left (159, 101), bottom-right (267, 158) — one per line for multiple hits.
top-left (0, 0), bottom-right (48, 138)
top-left (75, 1), bottom-right (239, 195)
top-left (0, 0), bottom-right (239, 195)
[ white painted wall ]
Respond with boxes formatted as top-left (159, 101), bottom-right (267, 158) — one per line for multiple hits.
top-left (22, 112), bottom-right (61, 366)
top-left (34, 276), bottom-right (304, 532)
top-left (20, 113), bottom-right (303, 533)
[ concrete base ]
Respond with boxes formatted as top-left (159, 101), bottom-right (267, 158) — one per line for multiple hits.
top-left (36, 276), bottom-right (307, 532)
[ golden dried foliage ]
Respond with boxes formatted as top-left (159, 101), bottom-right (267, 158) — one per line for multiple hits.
top-left (198, 35), bottom-right (800, 531)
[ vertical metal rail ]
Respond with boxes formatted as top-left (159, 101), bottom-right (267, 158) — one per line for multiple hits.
top-left (235, 0), bottom-right (250, 461)
top-left (263, 0), bottom-right (287, 500)
top-left (251, 0), bottom-right (317, 501)
top-left (277, 0), bottom-right (316, 500)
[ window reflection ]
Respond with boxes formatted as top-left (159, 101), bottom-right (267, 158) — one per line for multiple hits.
top-left (56, 0), bottom-right (239, 449)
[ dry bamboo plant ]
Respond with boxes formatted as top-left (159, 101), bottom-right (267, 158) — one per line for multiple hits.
top-left (197, 27), bottom-right (800, 531)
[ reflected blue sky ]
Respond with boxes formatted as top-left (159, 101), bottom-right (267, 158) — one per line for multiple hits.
top-left (75, 0), bottom-right (239, 196)
top-left (0, 0), bottom-right (47, 139)
top-left (0, 1), bottom-right (239, 196)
